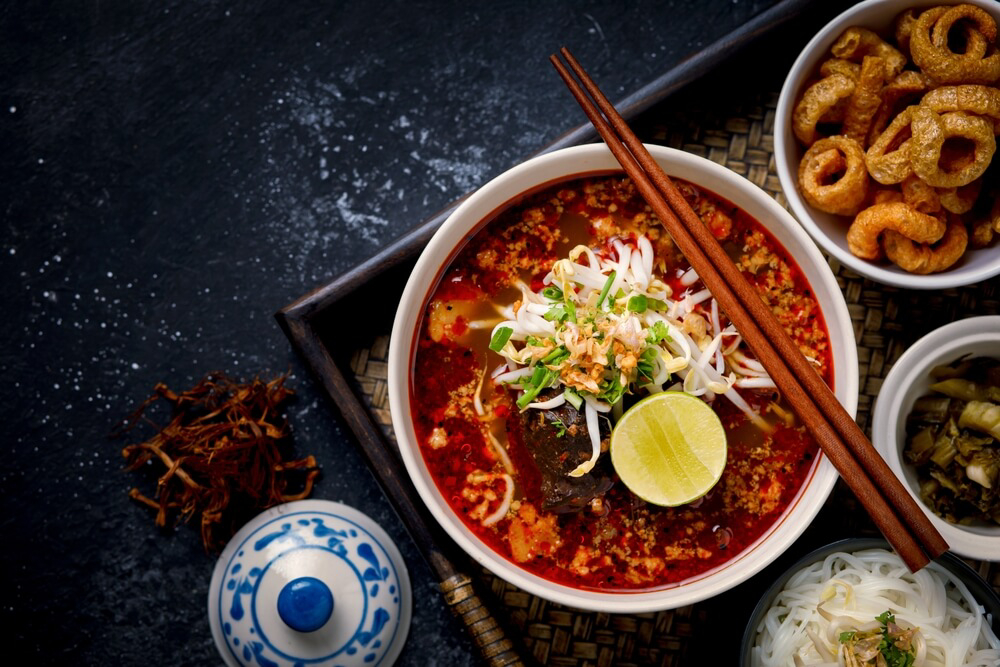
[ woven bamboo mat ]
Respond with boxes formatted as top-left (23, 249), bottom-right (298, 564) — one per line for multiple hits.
top-left (348, 91), bottom-right (1000, 666)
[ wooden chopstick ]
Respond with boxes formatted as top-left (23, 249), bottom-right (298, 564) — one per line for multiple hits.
top-left (550, 48), bottom-right (948, 570)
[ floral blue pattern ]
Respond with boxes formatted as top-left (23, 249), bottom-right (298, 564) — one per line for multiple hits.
top-left (210, 502), bottom-right (409, 667)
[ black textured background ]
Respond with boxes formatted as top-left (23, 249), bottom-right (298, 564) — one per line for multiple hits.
top-left (0, 1), bottom-right (843, 664)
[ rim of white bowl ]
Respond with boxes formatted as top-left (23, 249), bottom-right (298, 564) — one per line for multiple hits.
top-left (388, 143), bottom-right (859, 612)
top-left (872, 315), bottom-right (1000, 560)
top-left (774, 0), bottom-right (1000, 290)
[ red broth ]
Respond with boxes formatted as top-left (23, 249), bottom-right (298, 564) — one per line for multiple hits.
top-left (410, 175), bottom-right (831, 591)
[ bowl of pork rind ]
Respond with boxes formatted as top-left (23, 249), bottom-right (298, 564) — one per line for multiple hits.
top-left (775, 0), bottom-right (1000, 289)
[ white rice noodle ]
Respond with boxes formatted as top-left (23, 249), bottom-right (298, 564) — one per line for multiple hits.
top-left (721, 328), bottom-right (743, 356)
top-left (568, 244), bottom-right (601, 270)
top-left (608, 240), bottom-right (631, 305)
top-left (473, 370), bottom-right (486, 416)
top-left (686, 288), bottom-right (712, 309)
top-left (629, 250), bottom-right (648, 291)
top-left (518, 309), bottom-right (555, 336)
top-left (710, 298), bottom-right (725, 375)
top-left (569, 401), bottom-right (602, 477)
top-left (481, 473), bottom-right (515, 526)
top-left (485, 431), bottom-right (514, 475)
top-left (583, 394), bottom-right (612, 413)
top-left (528, 394), bottom-right (566, 410)
top-left (638, 235), bottom-right (654, 277)
top-left (751, 548), bottom-right (1000, 667)
top-left (736, 377), bottom-right (778, 390)
top-left (680, 267), bottom-right (700, 286)
top-left (723, 387), bottom-right (769, 430)
top-left (493, 367), bottom-right (534, 385)
top-left (465, 318), bottom-right (503, 330)
top-left (569, 261), bottom-right (608, 286)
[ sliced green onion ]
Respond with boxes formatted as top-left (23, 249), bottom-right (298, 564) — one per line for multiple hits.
top-left (488, 326), bottom-right (513, 352)
top-left (542, 286), bottom-right (563, 301)
top-left (517, 368), bottom-right (557, 409)
top-left (563, 388), bottom-right (583, 410)
top-left (628, 294), bottom-right (648, 313)
top-left (541, 345), bottom-right (569, 365)
top-left (596, 270), bottom-right (616, 309)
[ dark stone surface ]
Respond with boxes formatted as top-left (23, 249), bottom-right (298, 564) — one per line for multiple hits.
top-left (0, 0), bottom-right (826, 664)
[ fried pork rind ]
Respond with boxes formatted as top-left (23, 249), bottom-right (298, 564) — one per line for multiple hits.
top-left (866, 106), bottom-right (917, 184)
top-left (938, 177), bottom-right (983, 214)
top-left (843, 56), bottom-right (887, 145)
top-left (910, 106), bottom-right (996, 187)
top-left (971, 217), bottom-right (995, 247)
top-left (902, 172), bottom-right (941, 214)
top-left (831, 26), bottom-right (907, 78)
top-left (868, 70), bottom-right (936, 145)
top-left (872, 185), bottom-right (905, 204)
top-left (798, 136), bottom-right (869, 215)
top-left (846, 201), bottom-right (947, 260)
top-left (792, 73), bottom-right (856, 144)
top-left (921, 84), bottom-right (1000, 131)
top-left (895, 8), bottom-right (920, 55)
top-left (975, 194), bottom-right (1000, 246)
top-left (819, 58), bottom-right (860, 81)
top-left (791, 5), bottom-right (1000, 275)
top-left (884, 216), bottom-right (969, 274)
top-left (911, 6), bottom-right (1000, 85)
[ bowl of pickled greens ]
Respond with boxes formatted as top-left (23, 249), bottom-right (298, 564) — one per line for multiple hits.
top-left (873, 316), bottom-right (1000, 560)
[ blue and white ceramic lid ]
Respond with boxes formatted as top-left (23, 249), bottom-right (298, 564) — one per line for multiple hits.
top-left (208, 499), bottom-right (412, 667)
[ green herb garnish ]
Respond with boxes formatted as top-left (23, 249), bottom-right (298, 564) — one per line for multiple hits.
top-left (840, 611), bottom-right (916, 667)
top-left (489, 326), bottom-right (513, 352)
top-left (637, 347), bottom-right (659, 381)
top-left (542, 286), bottom-right (563, 301)
top-left (596, 270), bottom-right (616, 309)
top-left (563, 388), bottom-right (583, 411)
top-left (628, 294), bottom-right (648, 313)
top-left (646, 320), bottom-right (671, 345)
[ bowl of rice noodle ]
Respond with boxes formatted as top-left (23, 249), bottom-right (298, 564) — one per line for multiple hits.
top-left (742, 537), bottom-right (1000, 667)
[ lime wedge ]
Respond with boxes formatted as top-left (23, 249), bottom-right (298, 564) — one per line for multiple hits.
top-left (610, 392), bottom-right (727, 506)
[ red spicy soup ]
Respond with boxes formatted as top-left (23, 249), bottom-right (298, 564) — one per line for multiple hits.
top-left (411, 175), bottom-right (831, 590)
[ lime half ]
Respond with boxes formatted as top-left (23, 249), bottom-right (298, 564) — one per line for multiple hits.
top-left (610, 392), bottom-right (727, 506)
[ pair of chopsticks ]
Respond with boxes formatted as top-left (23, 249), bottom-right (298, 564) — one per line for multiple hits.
top-left (550, 48), bottom-right (948, 571)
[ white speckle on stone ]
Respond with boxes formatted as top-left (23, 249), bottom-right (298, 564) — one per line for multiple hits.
top-left (131, 362), bottom-right (140, 370)
top-left (8, 106), bottom-right (15, 113)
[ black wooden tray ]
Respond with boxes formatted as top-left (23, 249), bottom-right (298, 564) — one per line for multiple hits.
top-left (273, 2), bottom-right (997, 664)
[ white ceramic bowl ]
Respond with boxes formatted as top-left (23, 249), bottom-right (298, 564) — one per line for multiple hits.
top-left (388, 144), bottom-right (859, 612)
top-left (775, 0), bottom-right (1000, 290)
top-left (872, 315), bottom-right (1000, 560)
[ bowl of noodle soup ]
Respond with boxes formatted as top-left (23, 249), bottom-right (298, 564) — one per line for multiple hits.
top-left (388, 143), bottom-right (859, 612)
top-left (742, 537), bottom-right (1000, 666)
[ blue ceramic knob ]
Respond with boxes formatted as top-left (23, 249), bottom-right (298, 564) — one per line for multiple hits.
top-left (277, 576), bottom-right (334, 632)
top-left (208, 499), bottom-right (412, 667)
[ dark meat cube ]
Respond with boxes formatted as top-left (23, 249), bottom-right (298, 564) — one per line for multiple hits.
top-left (514, 391), bottom-right (614, 513)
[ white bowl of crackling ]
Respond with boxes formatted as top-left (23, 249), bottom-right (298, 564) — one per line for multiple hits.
top-left (388, 143), bottom-right (858, 612)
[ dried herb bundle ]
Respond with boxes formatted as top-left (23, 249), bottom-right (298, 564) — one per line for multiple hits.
top-left (117, 372), bottom-right (319, 551)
